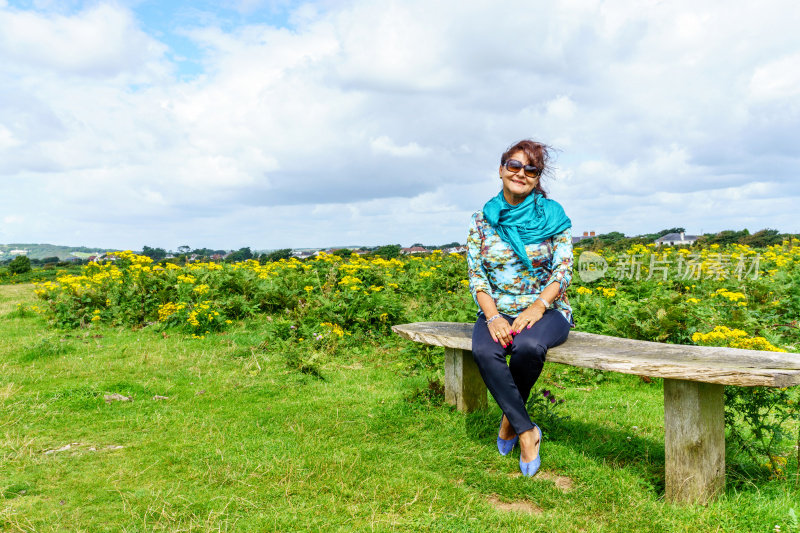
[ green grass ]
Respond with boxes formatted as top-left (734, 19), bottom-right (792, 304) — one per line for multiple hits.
top-left (1, 285), bottom-right (799, 532)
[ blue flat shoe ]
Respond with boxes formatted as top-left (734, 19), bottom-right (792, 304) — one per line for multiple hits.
top-left (519, 423), bottom-right (542, 477)
top-left (497, 415), bottom-right (518, 456)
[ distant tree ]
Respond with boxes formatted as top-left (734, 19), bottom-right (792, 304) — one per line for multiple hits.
top-left (706, 229), bottom-right (749, 246)
top-left (741, 229), bottom-right (783, 247)
top-left (597, 231), bottom-right (627, 242)
top-left (332, 248), bottom-right (351, 257)
top-left (8, 255), bottom-right (31, 274)
top-left (225, 247), bottom-right (253, 263)
top-left (41, 256), bottom-right (61, 264)
top-left (177, 245), bottom-right (191, 255)
top-left (374, 244), bottom-right (401, 259)
top-left (578, 231), bottom-right (629, 251)
top-left (141, 246), bottom-right (167, 260)
top-left (191, 248), bottom-right (226, 258)
top-left (264, 248), bottom-right (292, 262)
top-left (657, 228), bottom-right (685, 238)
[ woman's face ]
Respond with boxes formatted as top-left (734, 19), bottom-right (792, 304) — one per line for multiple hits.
top-left (499, 150), bottom-right (539, 205)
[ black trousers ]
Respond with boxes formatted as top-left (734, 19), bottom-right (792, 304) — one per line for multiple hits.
top-left (471, 309), bottom-right (570, 434)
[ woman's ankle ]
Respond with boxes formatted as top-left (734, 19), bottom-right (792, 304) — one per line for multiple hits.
top-left (499, 415), bottom-right (517, 439)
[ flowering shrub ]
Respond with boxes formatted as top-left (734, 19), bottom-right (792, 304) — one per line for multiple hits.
top-left (32, 250), bottom-right (458, 335)
top-left (692, 326), bottom-right (785, 352)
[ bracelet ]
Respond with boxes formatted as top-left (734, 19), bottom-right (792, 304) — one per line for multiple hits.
top-left (485, 314), bottom-right (502, 325)
top-left (536, 296), bottom-right (552, 309)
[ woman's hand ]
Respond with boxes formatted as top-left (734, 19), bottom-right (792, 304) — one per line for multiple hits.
top-left (488, 316), bottom-right (514, 348)
top-left (510, 303), bottom-right (545, 334)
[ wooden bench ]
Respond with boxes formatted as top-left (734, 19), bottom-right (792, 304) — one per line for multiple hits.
top-left (391, 322), bottom-right (800, 505)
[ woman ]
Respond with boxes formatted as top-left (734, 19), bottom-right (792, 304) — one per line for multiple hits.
top-left (467, 139), bottom-right (573, 477)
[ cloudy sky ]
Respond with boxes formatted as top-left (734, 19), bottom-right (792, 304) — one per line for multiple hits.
top-left (1, 0), bottom-right (798, 251)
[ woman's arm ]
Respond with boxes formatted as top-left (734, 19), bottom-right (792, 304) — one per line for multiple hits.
top-left (466, 213), bottom-right (493, 305)
top-left (475, 290), bottom-right (514, 347)
top-left (545, 226), bottom-right (574, 299)
top-left (467, 214), bottom-right (514, 346)
top-left (509, 282), bottom-right (558, 333)
top-left (509, 227), bottom-right (573, 333)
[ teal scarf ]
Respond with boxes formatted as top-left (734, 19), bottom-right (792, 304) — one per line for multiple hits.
top-left (482, 191), bottom-right (571, 270)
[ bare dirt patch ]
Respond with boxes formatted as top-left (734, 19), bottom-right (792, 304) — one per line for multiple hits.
top-left (487, 494), bottom-right (542, 514)
top-left (104, 393), bottom-right (133, 403)
top-left (507, 470), bottom-right (575, 492)
top-left (43, 443), bottom-right (125, 455)
top-left (537, 471), bottom-right (575, 492)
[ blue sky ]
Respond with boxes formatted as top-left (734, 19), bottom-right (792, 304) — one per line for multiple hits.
top-left (1, 0), bottom-right (799, 250)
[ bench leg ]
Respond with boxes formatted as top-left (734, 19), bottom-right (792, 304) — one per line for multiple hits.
top-left (444, 348), bottom-right (487, 412)
top-left (663, 379), bottom-right (725, 504)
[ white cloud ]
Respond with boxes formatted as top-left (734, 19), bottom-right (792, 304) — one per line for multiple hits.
top-left (1, 0), bottom-right (799, 250)
top-left (749, 53), bottom-right (800, 102)
top-left (0, 124), bottom-right (19, 149)
top-left (0, 3), bottom-right (168, 79)
top-left (370, 136), bottom-right (430, 158)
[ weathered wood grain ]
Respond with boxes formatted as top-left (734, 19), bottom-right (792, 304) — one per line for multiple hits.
top-left (392, 322), bottom-right (800, 387)
top-left (664, 379), bottom-right (725, 504)
top-left (444, 348), bottom-right (487, 412)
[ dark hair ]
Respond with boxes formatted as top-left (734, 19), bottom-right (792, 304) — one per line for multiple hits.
top-left (500, 139), bottom-right (552, 197)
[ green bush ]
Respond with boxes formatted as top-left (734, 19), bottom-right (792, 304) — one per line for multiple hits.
top-left (8, 255), bottom-right (31, 274)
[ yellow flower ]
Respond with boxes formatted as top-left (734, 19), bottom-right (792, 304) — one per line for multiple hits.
top-left (693, 326), bottom-right (785, 352)
top-left (193, 284), bottom-right (210, 295)
top-left (713, 288), bottom-right (746, 302)
top-left (157, 302), bottom-right (180, 322)
top-left (598, 287), bottom-right (616, 298)
top-left (338, 275), bottom-right (363, 287)
top-left (320, 322), bottom-right (345, 338)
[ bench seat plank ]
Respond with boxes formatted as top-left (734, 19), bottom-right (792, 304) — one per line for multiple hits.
top-left (392, 322), bottom-right (800, 387)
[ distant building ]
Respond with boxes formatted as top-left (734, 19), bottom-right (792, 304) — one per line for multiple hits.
top-left (9, 249), bottom-right (28, 255)
top-left (655, 232), bottom-right (699, 247)
top-left (445, 245), bottom-right (467, 254)
top-left (572, 231), bottom-right (596, 245)
top-left (401, 246), bottom-right (428, 255)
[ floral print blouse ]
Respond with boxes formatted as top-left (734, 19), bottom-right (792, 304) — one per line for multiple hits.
top-left (467, 210), bottom-right (574, 325)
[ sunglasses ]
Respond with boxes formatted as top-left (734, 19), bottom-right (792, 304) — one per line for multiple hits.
top-left (503, 159), bottom-right (541, 178)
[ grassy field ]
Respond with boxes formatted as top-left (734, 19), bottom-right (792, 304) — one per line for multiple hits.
top-left (1, 283), bottom-right (799, 532)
